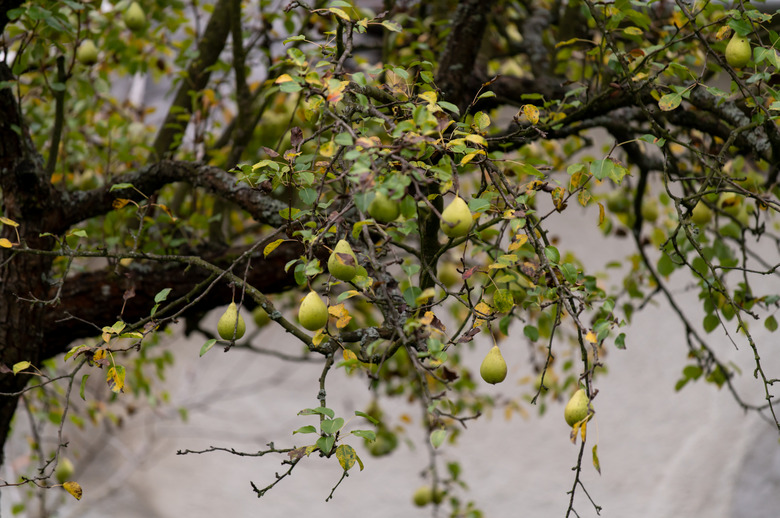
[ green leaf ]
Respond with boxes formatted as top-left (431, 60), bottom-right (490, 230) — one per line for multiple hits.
top-left (293, 425), bottom-right (317, 435)
top-left (381, 20), bottom-right (401, 32)
top-left (656, 253), bottom-right (676, 277)
top-left (523, 325), bottom-right (539, 341)
top-left (765, 315), bottom-right (778, 332)
top-left (316, 435), bottom-right (335, 455)
top-left (80, 374), bottom-right (89, 401)
top-left (354, 410), bottom-right (379, 425)
top-left (544, 246), bottom-right (560, 264)
top-left (109, 183), bottom-right (134, 191)
top-left (351, 429), bottom-right (376, 441)
top-left (614, 332), bottom-right (626, 349)
top-left (321, 417), bottom-right (345, 434)
top-left (199, 339), bottom-right (217, 357)
top-left (154, 288), bottom-right (172, 303)
top-left (703, 314), bottom-right (720, 333)
top-left (299, 406), bottom-right (335, 418)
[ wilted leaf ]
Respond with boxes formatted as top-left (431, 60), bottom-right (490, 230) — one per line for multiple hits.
top-left (107, 366), bottom-right (125, 393)
top-left (336, 444), bottom-right (357, 471)
top-left (658, 92), bottom-right (682, 111)
top-left (592, 445), bottom-right (601, 474)
top-left (264, 239), bottom-right (284, 257)
top-left (63, 481), bottom-right (82, 500)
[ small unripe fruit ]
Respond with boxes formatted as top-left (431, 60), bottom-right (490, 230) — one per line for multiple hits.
top-left (124, 1), bottom-right (147, 32)
top-left (718, 192), bottom-right (743, 216)
top-left (479, 345), bottom-right (507, 384)
top-left (298, 291), bottom-right (329, 331)
top-left (55, 458), bottom-right (75, 484)
top-left (412, 485), bottom-right (443, 507)
top-left (437, 261), bottom-right (460, 288)
top-left (327, 239), bottom-right (358, 281)
top-left (76, 39), bottom-right (99, 65)
top-left (217, 302), bottom-right (246, 340)
top-left (368, 192), bottom-right (400, 223)
top-left (641, 200), bottom-right (659, 222)
top-left (605, 190), bottom-right (630, 214)
top-left (725, 33), bottom-right (751, 68)
top-left (252, 306), bottom-right (270, 327)
top-left (691, 201), bottom-right (712, 225)
top-left (564, 388), bottom-right (590, 427)
top-left (439, 196), bottom-right (472, 238)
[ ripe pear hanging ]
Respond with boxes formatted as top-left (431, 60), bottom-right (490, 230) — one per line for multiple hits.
top-left (440, 196), bottom-right (472, 238)
top-left (479, 345), bottom-right (507, 384)
top-left (327, 239), bottom-right (358, 281)
top-left (298, 291), bottom-right (329, 331)
top-left (725, 33), bottom-right (751, 68)
top-left (218, 302), bottom-right (246, 340)
top-left (564, 388), bottom-right (590, 427)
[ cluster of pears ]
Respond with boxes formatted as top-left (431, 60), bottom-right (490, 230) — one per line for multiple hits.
top-left (412, 485), bottom-right (444, 507)
top-left (564, 388), bottom-right (591, 427)
top-left (76, 2), bottom-right (146, 66)
top-left (367, 191), bottom-right (474, 239)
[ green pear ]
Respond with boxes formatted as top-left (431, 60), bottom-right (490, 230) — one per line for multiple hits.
top-left (218, 302), bottom-right (246, 340)
top-left (479, 345), bottom-right (507, 384)
top-left (412, 485), bottom-right (443, 507)
top-left (641, 200), bottom-right (659, 222)
top-left (439, 196), bottom-right (472, 238)
top-left (76, 39), bottom-right (99, 65)
top-left (368, 192), bottom-right (400, 223)
top-left (437, 261), bottom-right (460, 288)
top-left (124, 1), bottom-right (147, 32)
top-left (605, 189), bottom-right (630, 214)
top-left (564, 388), bottom-right (590, 427)
top-left (691, 201), bottom-right (712, 225)
top-left (252, 306), bottom-right (270, 327)
top-left (298, 291), bottom-right (329, 331)
top-left (725, 33), bottom-right (751, 68)
top-left (55, 458), bottom-right (75, 484)
top-left (718, 192), bottom-right (743, 216)
top-left (327, 239), bottom-right (358, 281)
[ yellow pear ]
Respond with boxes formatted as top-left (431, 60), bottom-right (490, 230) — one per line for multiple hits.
top-left (327, 239), bottom-right (358, 281)
top-left (368, 192), bottom-right (400, 223)
top-left (564, 388), bottom-right (590, 427)
top-left (725, 33), bottom-right (751, 68)
top-left (124, 1), bottom-right (147, 32)
top-left (76, 39), bottom-right (99, 65)
top-left (479, 345), bottom-right (507, 384)
top-left (691, 200), bottom-right (712, 225)
top-left (298, 291), bottom-right (329, 331)
top-left (439, 196), bottom-right (472, 238)
top-left (217, 302), bottom-right (246, 340)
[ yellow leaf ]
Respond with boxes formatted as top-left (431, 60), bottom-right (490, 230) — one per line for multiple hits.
top-left (418, 91), bottom-right (437, 104)
top-left (474, 301), bottom-right (492, 317)
top-left (12, 361), bottom-right (31, 375)
top-left (419, 311), bottom-right (434, 326)
top-left (598, 202), bottom-right (605, 225)
top-left (464, 134), bottom-right (487, 147)
top-left (312, 330), bottom-right (326, 346)
top-left (327, 7), bottom-right (350, 20)
top-left (460, 152), bottom-right (478, 165)
top-left (592, 444), bottom-right (601, 475)
top-left (343, 349), bottom-right (357, 362)
top-left (399, 413), bottom-right (412, 424)
top-left (335, 444), bottom-right (357, 471)
top-left (585, 330), bottom-right (598, 343)
top-left (523, 104), bottom-right (540, 125)
top-left (0, 217), bottom-right (19, 227)
top-left (264, 239), bottom-right (284, 257)
top-left (0, 238), bottom-right (13, 248)
top-left (107, 366), bottom-right (125, 393)
top-left (328, 303), bottom-right (348, 318)
top-left (63, 481), bottom-right (82, 500)
top-left (275, 74), bottom-right (294, 84)
top-left (624, 27), bottom-right (643, 36)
